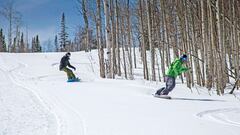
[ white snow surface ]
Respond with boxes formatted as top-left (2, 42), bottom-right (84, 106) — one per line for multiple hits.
top-left (0, 51), bottom-right (240, 135)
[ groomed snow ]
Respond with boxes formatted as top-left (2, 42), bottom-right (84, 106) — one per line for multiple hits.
top-left (0, 51), bottom-right (240, 135)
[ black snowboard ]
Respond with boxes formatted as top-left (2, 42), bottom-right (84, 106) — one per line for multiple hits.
top-left (153, 94), bottom-right (171, 99)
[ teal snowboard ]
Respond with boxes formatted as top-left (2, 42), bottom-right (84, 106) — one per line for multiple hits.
top-left (67, 78), bottom-right (80, 82)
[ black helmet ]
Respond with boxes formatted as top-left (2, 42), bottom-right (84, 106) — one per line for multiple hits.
top-left (66, 52), bottom-right (71, 57)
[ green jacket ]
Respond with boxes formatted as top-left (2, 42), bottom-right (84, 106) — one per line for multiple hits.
top-left (166, 58), bottom-right (188, 78)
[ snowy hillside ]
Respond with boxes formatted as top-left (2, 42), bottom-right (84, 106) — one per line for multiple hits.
top-left (0, 51), bottom-right (240, 135)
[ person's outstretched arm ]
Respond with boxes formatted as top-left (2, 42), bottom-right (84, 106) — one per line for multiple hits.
top-left (68, 63), bottom-right (76, 70)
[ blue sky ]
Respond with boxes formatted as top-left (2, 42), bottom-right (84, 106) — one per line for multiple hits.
top-left (0, 0), bottom-right (83, 50)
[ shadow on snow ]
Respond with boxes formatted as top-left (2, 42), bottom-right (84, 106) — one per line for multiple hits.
top-left (171, 97), bottom-right (225, 102)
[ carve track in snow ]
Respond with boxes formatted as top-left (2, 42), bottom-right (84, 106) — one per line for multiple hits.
top-left (0, 54), bottom-right (58, 135)
top-left (0, 54), bottom-right (88, 135)
top-left (197, 108), bottom-right (240, 128)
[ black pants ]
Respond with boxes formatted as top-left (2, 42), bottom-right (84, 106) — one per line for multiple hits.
top-left (155, 76), bottom-right (176, 95)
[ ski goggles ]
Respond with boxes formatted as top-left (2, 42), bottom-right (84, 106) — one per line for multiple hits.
top-left (181, 57), bottom-right (187, 61)
top-left (66, 53), bottom-right (71, 57)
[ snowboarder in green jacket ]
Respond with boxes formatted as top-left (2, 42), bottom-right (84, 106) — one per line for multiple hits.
top-left (155, 54), bottom-right (189, 96)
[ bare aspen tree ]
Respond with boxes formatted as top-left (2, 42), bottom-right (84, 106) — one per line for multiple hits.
top-left (115, 0), bottom-right (121, 76)
top-left (0, 0), bottom-right (21, 52)
top-left (103, 0), bottom-right (113, 78)
top-left (221, 0), bottom-right (228, 85)
top-left (77, 0), bottom-right (90, 52)
top-left (229, 1), bottom-right (235, 79)
top-left (172, 2), bottom-right (179, 60)
top-left (229, 0), bottom-right (240, 94)
top-left (160, 0), bottom-right (171, 68)
top-left (189, 1), bottom-right (202, 87)
top-left (15, 17), bottom-right (22, 53)
top-left (121, 14), bottom-right (128, 79)
top-left (216, 0), bottom-right (225, 94)
top-left (110, 0), bottom-right (117, 78)
top-left (201, 0), bottom-right (206, 86)
top-left (153, 0), bottom-right (162, 81)
top-left (231, 0), bottom-right (240, 89)
top-left (96, 0), bottom-right (105, 78)
top-left (146, 0), bottom-right (156, 81)
top-left (139, 0), bottom-right (149, 80)
top-left (127, 0), bottom-right (134, 79)
top-left (207, 0), bottom-right (214, 91)
top-left (183, 0), bottom-right (191, 88)
top-left (237, 1), bottom-right (240, 89)
top-left (158, 0), bottom-right (166, 81)
top-left (132, 28), bottom-right (137, 69)
top-left (176, 0), bottom-right (187, 83)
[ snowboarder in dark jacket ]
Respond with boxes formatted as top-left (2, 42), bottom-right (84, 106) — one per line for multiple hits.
top-left (155, 54), bottom-right (189, 96)
top-left (59, 52), bottom-right (77, 80)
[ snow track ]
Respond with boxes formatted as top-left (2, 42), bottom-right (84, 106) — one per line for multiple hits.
top-left (0, 54), bottom-right (87, 135)
top-left (197, 108), bottom-right (240, 128)
top-left (0, 55), bottom-right (58, 135)
top-left (0, 53), bottom-right (89, 135)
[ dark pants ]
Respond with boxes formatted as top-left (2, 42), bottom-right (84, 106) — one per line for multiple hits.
top-left (62, 67), bottom-right (76, 80)
top-left (155, 76), bottom-right (176, 95)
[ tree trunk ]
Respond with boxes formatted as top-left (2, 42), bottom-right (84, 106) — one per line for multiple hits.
top-left (110, 0), bottom-right (117, 78)
top-left (207, 0), bottom-right (214, 91)
top-left (96, 0), bottom-right (105, 78)
top-left (201, 0), bottom-right (206, 87)
top-left (139, 0), bottom-right (149, 80)
top-left (103, 0), bottom-right (113, 78)
top-left (146, 0), bottom-right (156, 81)
top-left (232, 0), bottom-right (240, 90)
top-left (216, 0), bottom-right (225, 94)
top-left (115, 0), bottom-right (121, 76)
top-left (127, 0), bottom-right (133, 79)
top-left (121, 15), bottom-right (127, 79)
top-left (82, 0), bottom-right (89, 52)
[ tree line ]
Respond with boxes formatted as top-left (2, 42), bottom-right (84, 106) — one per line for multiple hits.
top-left (75, 0), bottom-right (240, 95)
top-left (0, 1), bottom-right (42, 53)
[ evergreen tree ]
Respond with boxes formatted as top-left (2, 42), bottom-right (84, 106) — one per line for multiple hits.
top-left (31, 37), bottom-right (35, 52)
top-left (31, 35), bottom-right (41, 52)
top-left (0, 29), bottom-right (7, 52)
top-left (19, 33), bottom-right (25, 53)
top-left (55, 35), bottom-right (59, 52)
top-left (35, 35), bottom-right (41, 52)
top-left (59, 13), bottom-right (69, 51)
top-left (12, 37), bottom-right (17, 52)
top-left (2, 35), bottom-right (7, 52)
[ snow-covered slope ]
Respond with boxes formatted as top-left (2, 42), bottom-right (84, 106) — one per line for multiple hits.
top-left (0, 51), bottom-right (239, 135)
